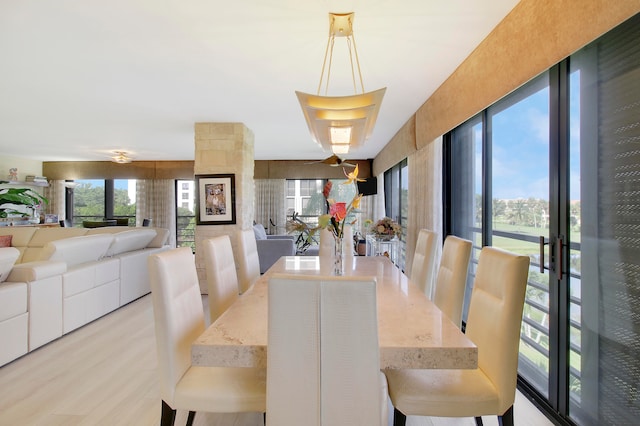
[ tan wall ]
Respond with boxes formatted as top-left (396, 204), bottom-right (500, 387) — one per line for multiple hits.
top-left (43, 161), bottom-right (195, 180)
top-left (255, 159), bottom-right (372, 179)
top-left (375, 0), bottom-right (640, 172)
top-left (43, 159), bottom-right (372, 180)
top-left (372, 116), bottom-right (416, 177)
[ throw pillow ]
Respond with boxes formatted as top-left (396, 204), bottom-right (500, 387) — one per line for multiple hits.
top-left (0, 235), bottom-right (12, 248)
top-left (253, 223), bottom-right (267, 240)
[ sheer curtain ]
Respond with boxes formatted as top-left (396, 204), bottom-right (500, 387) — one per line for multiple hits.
top-left (254, 179), bottom-right (286, 235)
top-left (136, 179), bottom-right (176, 247)
top-left (405, 137), bottom-right (443, 277)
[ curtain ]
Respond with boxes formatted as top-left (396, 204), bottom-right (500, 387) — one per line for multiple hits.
top-left (43, 180), bottom-right (66, 220)
top-left (254, 179), bottom-right (286, 235)
top-left (405, 137), bottom-right (443, 278)
top-left (374, 172), bottom-right (385, 220)
top-left (136, 179), bottom-right (176, 247)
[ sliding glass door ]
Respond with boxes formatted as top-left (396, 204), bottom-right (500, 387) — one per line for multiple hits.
top-left (567, 15), bottom-right (640, 425)
top-left (446, 14), bottom-right (640, 425)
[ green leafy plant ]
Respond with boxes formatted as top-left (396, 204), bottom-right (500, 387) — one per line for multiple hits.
top-left (0, 181), bottom-right (48, 218)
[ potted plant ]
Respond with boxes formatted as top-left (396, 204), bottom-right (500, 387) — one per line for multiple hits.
top-left (0, 181), bottom-right (49, 221)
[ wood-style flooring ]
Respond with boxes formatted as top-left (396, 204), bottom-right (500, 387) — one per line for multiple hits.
top-left (0, 295), bottom-right (554, 426)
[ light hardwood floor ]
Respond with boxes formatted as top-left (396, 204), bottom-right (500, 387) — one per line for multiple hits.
top-left (0, 295), bottom-right (554, 426)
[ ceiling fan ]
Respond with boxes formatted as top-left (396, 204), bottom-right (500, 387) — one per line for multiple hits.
top-left (305, 154), bottom-right (356, 167)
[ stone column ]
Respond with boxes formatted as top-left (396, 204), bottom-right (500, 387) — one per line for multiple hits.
top-left (194, 123), bottom-right (254, 293)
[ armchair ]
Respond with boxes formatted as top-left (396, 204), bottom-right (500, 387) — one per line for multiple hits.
top-left (253, 224), bottom-right (296, 273)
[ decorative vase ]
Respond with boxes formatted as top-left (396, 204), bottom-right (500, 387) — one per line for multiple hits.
top-left (28, 210), bottom-right (40, 224)
top-left (333, 235), bottom-right (344, 276)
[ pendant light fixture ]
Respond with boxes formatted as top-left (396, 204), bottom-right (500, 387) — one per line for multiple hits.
top-left (296, 12), bottom-right (386, 155)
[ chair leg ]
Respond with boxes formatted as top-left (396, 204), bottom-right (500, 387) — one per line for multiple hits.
top-left (161, 400), bottom-right (176, 426)
top-left (475, 416), bottom-right (484, 425)
top-left (263, 412), bottom-right (266, 425)
top-left (186, 411), bottom-right (196, 426)
top-left (498, 406), bottom-right (514, 426)
top-left (393, 407), bottom-right (407, 426)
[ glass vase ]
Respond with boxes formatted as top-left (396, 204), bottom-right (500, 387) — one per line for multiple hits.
top-left (333, 235), bottom-right (344, 276)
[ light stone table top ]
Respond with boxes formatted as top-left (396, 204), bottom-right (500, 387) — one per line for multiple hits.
top-left (192, 255), bottom-right (478, 370)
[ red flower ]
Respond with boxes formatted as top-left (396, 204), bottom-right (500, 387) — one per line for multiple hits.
top-left (330, 202), bottom-right (347, 222)
top-left (322, 181), bottom-right (333, 199)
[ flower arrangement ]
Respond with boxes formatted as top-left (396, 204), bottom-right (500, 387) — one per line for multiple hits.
top-left (371, 217), bottom-right (401, 240)
top-left (317, 165), bottom-right (364, 239)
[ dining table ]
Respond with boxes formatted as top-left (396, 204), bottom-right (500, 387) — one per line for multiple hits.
top-left (191, 255), bottom-right (478, 370)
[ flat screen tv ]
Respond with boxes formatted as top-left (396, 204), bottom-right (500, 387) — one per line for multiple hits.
top-left (357, 176), bottom-right (377, 196)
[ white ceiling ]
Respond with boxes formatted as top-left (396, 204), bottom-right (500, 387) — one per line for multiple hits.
top-left (0, 0), bottom-right (520, 162)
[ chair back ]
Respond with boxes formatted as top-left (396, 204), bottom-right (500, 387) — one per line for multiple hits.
top-left (147, 247), bottom-right (204, 406)
top-left (318, 227), bottom-right (334, 258)
top-left (203, 236), bottom-right (239, 324)
top-left (267, 274), bottom-right (383, 426)
top-left (237, 229), bottom-right (261, 294)
top-left (466, 246), bottom-right (530, 414)
top-left (433, 235), bottom-right (472, 328)
top-left (342, 224), bottom-right (354, 257)
top-left (410, 229), bottom-right (438, 298)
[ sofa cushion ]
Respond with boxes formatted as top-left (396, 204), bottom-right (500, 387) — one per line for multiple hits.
top-left (0, 235), bottom-right (12, 248)
top-left (105, 229), bottom-right (156, 256)
top-left (29, 228), bottom-right (89, 247)
top-left (40, 234), bottom-right (114, 267)
top-left (0, 247), bottom-right (20, 283)
top-left (22, 228), bottom-right (90, 263)
top-left (85, 226), bottom-right (130, 235)
top-left (0, 227), bottom-right (37, 247)
top-left (253, 223), bottom-right (268, 240)
top-left (146, 228), bottom-right (169, 248)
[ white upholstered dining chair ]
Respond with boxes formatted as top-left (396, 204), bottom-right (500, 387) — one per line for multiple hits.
top-left (266, 274), bottom-right (388, 426)
top-left (432, 235), bottom-right (472, 328)
top-left (385, 246), bottom-right (530, 426)
top-left (318, 225), bottom-right (354, 258)
top-left (237, 229), bottom-right (261, 294)
top-left (410, 229), bottom-right (438, 298)
top-left (318, 226), bottom-right (334, 258)
top-left (148, 247), bottom-right (266, 426)
top-left (203, 236), bottom-right (239, 324)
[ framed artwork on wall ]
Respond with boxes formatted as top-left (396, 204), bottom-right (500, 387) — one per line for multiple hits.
top-left (195, 174), bottom-right (236, 225)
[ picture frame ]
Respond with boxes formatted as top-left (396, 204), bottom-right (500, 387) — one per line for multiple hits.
top-left (195, 174), bottom-right (236, 225)
top-left (44, 214), bottom-right (58, 224)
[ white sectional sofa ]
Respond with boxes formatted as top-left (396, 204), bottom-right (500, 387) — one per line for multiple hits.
top-left (0, 226), bottom-right (170, 366)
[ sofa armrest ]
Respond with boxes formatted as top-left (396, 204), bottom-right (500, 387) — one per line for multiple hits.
top-left (255, 238), bottom-right (296, 274)
top-left (7, 261), bottom-right (67, 283)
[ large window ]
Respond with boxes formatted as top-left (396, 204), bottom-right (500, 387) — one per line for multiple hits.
top-left (176, 180), bottom-right (195, 251)
top-left (286, 179), bottom-right (325, 228)
top-left (71, 179), bottom-right (135, 226)
top-left (384, 159), bottom-right (408, 269)
top-left (445, 14), bottom-right (640, 425)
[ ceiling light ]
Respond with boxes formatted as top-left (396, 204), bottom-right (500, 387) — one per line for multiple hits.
top-left (331, 144), bottom-right (350, 155)
top-left (111, 151), bottom-right (132, 164)
top-left (330, 126), bottom-right (352, 144)
top-left (296, 12), bottom-right (386, 153)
